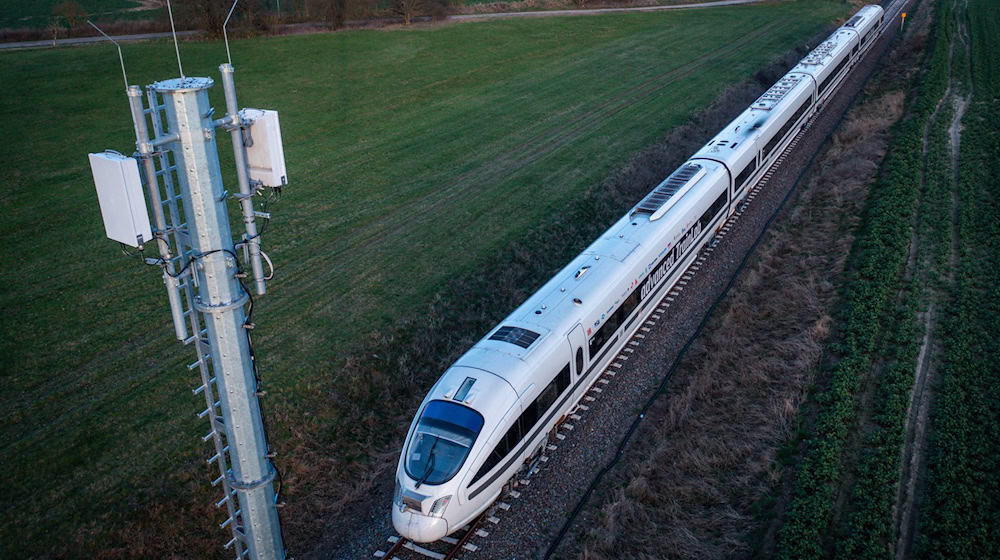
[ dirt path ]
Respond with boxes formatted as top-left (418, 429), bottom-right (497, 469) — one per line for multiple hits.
top-left (893, 1), bottom-right (971, 557)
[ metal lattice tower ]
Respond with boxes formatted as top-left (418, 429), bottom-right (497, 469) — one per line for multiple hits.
top-left (124, 75), bottom-right (284, 560)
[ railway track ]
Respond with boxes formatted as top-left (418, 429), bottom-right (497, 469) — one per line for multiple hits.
top-left (375, 509), bottom-right (489, 559)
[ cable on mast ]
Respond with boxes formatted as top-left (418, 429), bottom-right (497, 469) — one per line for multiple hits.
top-left (224, 0), bottom-right (241, 67)
top-left (165, 0), bottom-right (185, 78)
top-left (87, 21), bottom-right (129, 93)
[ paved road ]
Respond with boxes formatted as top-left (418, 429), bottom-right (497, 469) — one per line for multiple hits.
top-left (0, 30), bottom-right (199, 50)
top-left (1, 0), bottom-right (761, 50)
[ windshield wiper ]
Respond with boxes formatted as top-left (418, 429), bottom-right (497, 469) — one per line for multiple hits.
top-left (415, 438), bottom-right (439, 489)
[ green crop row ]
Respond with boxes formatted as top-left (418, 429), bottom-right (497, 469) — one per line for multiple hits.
top-left (836, 8), bottom-right (970, 549)
top-left (915, 0), bottom-right (1000, 555)
top-left (774, 2), bottom-right (954, 558)
top-left (836, 286), bottom-right (921, 559)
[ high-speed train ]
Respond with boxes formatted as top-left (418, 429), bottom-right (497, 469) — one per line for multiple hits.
top-left (392, 4), bottom-right (885, 542)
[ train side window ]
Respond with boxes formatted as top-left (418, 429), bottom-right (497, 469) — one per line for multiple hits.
top-left (764, 97), bottom-right (812, 158)
top-left (736, 159), bottom-right (757, 190)
top-left (622, 289), bottom-right (640, 320)
top-left (469, 361), bottom-right (575, 487)
top-left (575, 348), bottom-right (584, 375)
top-left (820, 56), bottom-right (850, 94)
top-left (536, 381), bottom-right (558, 415)
top-left (521, 400), bottom-right (539, 435)
top-left (558, 363), bottom-right (571, 393)
top-left (589, 323), bottom-right (609, 357)
top-left (699, 192), bottom-right (728, 229)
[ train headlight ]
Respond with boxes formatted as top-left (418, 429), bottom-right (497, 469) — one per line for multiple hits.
top-left (394, 479), bottom-right (403, 508)
top-left (429, 495), bottom-right (451, 517)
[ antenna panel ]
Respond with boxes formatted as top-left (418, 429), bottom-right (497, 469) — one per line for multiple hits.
top-left (240, 108), bottom-right (287, 187)
top-left (89, 152), bottom-right (152, 247)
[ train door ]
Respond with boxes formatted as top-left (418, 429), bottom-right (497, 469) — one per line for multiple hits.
top-left (567, 324), bottom-right (586, 378)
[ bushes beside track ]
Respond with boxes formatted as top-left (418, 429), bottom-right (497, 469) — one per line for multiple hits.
top-left (774, 2), bottom-right (952, 557)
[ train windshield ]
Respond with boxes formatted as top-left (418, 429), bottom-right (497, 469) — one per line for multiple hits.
top-left (405, 400), bottom-right (484, 486)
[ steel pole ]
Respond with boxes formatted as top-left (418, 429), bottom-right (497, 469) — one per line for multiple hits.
top-left (153, 76), bottom-right (284, 560)
top-left (220, 63), bottom-right (267, 295)
top-left (127, 85), bottom-right (188, 341)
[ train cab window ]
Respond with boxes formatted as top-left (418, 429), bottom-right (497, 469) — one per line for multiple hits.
top-left (405, 400), bottom-right (484, 486)
top-left (575, 348), bottom-right (584, 376)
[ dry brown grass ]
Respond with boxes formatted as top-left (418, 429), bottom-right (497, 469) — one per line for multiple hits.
top-left (573, 57), bottom-right (910, 560)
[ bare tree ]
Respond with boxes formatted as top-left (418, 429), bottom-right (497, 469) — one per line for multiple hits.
top-left (307, 0), bottom-right (347, 29)
top-left (52, 0), bottom-right (87, 29)
top-left (396, 0), bottom-right (422, 25)
top-left (175, 0), bottom-right (268, 35)
top-left (175, 0), bottom-right (229, 34)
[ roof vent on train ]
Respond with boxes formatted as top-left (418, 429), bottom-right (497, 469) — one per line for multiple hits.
top-left (752, 74), bottom-right (804, 111)
top-left (489, 326), bottom-right (541, 349)
top-left (802, 40), bottom-right (836, 65)
top-left (844, 15), bottom-right (863, 27)
top-left (632, 163), bottom-right (706, 221)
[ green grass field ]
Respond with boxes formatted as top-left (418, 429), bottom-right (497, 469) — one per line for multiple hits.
top-left (0, 2), bottom-right (850, 555)
top-left (1, 0), bottom-right (145, 28)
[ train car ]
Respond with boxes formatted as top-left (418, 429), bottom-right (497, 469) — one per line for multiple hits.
top-left (391, 5), bottom-right (885, 543)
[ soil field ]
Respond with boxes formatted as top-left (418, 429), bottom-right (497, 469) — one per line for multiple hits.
top-left (0, 2), bottom-right (853, 558)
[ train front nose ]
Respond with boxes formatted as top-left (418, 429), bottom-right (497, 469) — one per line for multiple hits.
top-left (393, 506), bottom-right (449, 542)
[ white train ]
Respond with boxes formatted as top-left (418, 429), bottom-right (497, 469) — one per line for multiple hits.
top-left (392, 4), bottom-right (885, 542)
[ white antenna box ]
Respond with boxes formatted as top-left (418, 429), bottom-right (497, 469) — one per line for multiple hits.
top-left (89, 151), bottom-right (152, 247)
top-left (240, 108), bottom-right (287, 187)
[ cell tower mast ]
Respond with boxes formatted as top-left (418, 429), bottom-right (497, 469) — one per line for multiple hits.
top-left (87, 3), bottom-right (288, 558)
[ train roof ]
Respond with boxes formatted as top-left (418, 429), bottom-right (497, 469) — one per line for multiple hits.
top-left (691, 72), bottom-right (813, 169)
top-left (452, 160), bottom-right (730, 395)
top-left (437, 4), bottom-right (887, 400)
top-left (849, 4), bottom-right (885, 24)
